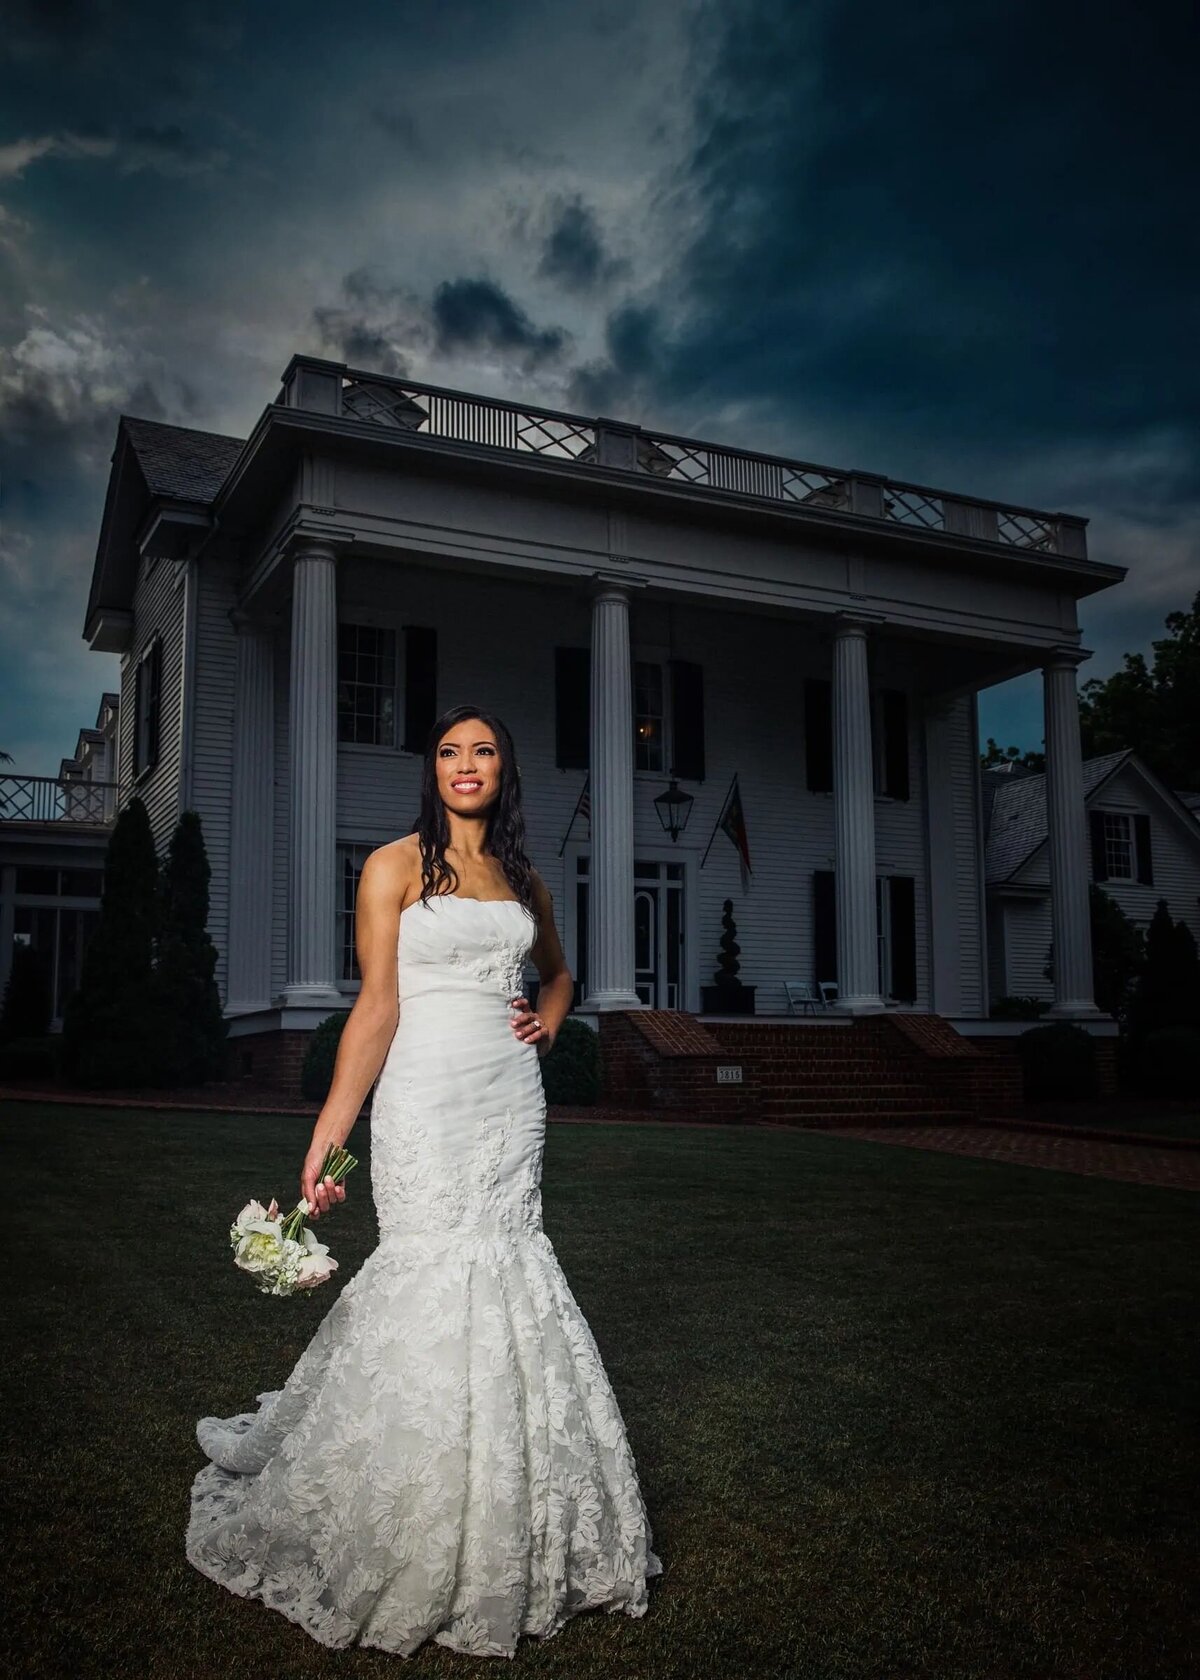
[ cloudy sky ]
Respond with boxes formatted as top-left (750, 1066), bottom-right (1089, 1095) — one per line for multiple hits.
top-left (2, 0), bottom-right (1196, 774)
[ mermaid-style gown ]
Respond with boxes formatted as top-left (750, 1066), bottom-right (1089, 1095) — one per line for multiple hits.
top-left (187, 893), bottom-right (662, 1657)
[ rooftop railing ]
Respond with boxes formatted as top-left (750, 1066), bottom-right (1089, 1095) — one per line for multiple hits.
top-left (0, 775), bottom-right (127, 826)
top-left (280, 357), bottom-right (1088, 560)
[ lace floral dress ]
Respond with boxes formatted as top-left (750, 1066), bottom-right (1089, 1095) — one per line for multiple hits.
top-left (186, 892), bottom-right (662, 1657)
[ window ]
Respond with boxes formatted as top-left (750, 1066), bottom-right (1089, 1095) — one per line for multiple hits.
top-left (335, 842), bottom-right (376, 981)
top-left (1089, 810), bottom-right (1153, 885)
top-left (1102, 813), bottom-right (1133, 879)
top-left (133, 637), bottom-right (162, 778)
top-left (634, 660), bottom-right (667, 771)
top-left (337, 623), bottom-right (397, 746)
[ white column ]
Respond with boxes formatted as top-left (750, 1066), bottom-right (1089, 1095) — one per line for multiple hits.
top-left (282, 539), bottom-right (341, 1007)
top-left (1043, 648), bottom-right (1103, 1017)
top-left (584, 576), bottom-right (641, 1010)
top-left (832, 615), bottom-right (884, 1013)
top-left (923, 696), bottom-right (963, 1015)
top-left (225, 609), bottom-right (275, 1013)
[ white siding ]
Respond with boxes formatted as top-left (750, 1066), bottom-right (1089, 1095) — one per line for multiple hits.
top-left (188, 552), bottom-right (240, 1000)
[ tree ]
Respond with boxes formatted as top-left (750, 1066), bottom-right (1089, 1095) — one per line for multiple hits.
top-left (60, 795), bottom-right (161, 1086)
top-left (1041, 883), bottom-right (1145, 1021)
top-left (1126, 898), bottom-right (1200, 1037)
top-left (1089, 885), bottom-right (1146, 1021)
top-left (981, 738), bottom-right (1046, 772)
top-left (145, 809), bottom-right (228, 1085)
top-left (1078, 589), bottom-right (1200, 791)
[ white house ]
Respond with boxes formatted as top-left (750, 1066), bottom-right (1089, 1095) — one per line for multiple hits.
top-left (984, 750), bottom-right (1200, 1003)
top-left (6, 354), bottom-right (1132, 1079)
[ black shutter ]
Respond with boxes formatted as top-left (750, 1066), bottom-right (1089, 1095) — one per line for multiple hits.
top-left (813, 870), bottom-right (836, 986)
top-left (669, 659), bottom-right (705, 780)
top-left (1088, 811), bottom-right (1108, 881)
top-left (882, 690), bottom-right (910, 800)
top-left (1134, 814), bottom-right (1154, 884)
top-left (403, 625), bottom-right (437, 753)
top-left (148, 639), bottom-right (162, 768)
top-left (554, 646), bottom-right (590, 770)
top-left (888, 875), bottom-right (917, 1002)
top-left (805, 679), bottom-right (833, 792)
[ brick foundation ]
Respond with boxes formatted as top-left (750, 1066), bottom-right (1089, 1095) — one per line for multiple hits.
top-left (225, 1030), bottom-right (313, 1102)
top-left (597, 1011), bottom-right (757, 1123)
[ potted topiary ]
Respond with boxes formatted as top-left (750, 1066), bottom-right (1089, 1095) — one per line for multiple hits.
top-left (700, 898), bottom-right (756, 1015)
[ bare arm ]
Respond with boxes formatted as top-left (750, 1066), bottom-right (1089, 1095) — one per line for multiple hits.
top-left (509, 872), bottom-right (574, 1056)
top-left (301, 847), bottom-right (404, 1216)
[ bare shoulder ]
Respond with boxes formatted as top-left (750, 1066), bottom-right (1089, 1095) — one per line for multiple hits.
top-left (528, 866), bottom-right (554, 911)
top-left (365, 834), bottom-right (422, 910)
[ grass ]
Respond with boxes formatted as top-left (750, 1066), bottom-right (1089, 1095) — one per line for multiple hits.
top-left (5, 1100), bottom-right (1198, 1680)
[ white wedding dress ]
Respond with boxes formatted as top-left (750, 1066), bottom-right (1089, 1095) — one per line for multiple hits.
top-left (187, 892), bottom-right (662, 1657)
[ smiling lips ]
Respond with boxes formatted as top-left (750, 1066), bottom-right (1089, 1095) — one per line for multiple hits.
top-left (451, 779), bottom-right (483, 792)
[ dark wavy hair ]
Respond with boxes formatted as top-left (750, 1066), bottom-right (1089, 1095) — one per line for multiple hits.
top-left (412, 703), bottom-right (538, 929)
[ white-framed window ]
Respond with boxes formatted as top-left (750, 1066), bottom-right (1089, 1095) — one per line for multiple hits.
top-left (335, 841), bottom-right (377, 982)
top-left (634, 658), bottom-right (668, 771)
top-left (337, 622), bottom-right (398, 747)
top-left (1103, 813), bottom-right (1134, 879)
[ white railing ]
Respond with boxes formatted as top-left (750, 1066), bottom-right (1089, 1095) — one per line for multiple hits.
top-left (0, 775), bottom-right (127, 825)
top-left (279, 358), bottom-right (1088, 560)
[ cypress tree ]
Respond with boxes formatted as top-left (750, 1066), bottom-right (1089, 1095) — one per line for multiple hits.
top-left (60, 795), bottom-right (161, 1087)
top-left (146, 809), bottom-right (228, 1085)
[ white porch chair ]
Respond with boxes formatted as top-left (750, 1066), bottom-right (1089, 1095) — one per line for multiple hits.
top-left (784, 979), bottom-right (827, 1015)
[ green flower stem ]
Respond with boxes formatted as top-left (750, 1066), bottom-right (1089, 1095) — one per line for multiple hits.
top-left (277, 1148), bottom-right (359, 1242)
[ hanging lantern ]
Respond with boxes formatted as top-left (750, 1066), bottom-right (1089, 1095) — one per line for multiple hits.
top-left (653, 777), bottom-right (694, 842)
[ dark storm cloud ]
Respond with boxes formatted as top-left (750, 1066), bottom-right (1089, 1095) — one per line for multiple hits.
top-left (577, 0), bottom-right (1199, 494)
top-left (536, 194), bottom-right (628, 292)
top-left (569, 303), bottom-right (668, 411)
top-left (431, 278), bottom-right (569, 367)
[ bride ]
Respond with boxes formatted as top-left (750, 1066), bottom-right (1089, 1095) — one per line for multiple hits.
top-left (187, 704), bottom-right (662, 1657)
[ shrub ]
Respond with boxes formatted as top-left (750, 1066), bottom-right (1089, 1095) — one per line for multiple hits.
top-left (302, 1011), bottom-right (350, 1102)
top-left (1016, 1021), bottom-right (1098, 1100)
top-left (1129, 1027), bottom-right (1200, 1099)
top-left (0, 1035), bottom-right (61, 1080)
top-left (991, 995), bottom-right (1051, 1021)
top-left (539, 1016), bottom-right (600, 1106)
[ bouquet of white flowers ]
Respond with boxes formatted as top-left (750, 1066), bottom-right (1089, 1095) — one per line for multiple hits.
top-left (230, 1143), bottom-right (357, 1297)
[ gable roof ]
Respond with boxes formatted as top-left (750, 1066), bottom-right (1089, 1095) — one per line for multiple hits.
top-left (121, 416), bottom-right (244, 504)
top-left (983, 749), bottom-right (1200, 882)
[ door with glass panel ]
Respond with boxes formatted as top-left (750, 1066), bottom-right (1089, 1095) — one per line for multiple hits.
top-left (573, 854), bottom-right (685, 1009)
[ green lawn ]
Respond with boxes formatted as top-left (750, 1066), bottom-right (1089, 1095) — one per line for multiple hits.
top-left (5, 1102), bottom-right (1198, 1680)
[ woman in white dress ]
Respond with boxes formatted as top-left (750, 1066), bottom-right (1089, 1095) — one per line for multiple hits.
top-left (187, 704), bottom-right (662, 1657)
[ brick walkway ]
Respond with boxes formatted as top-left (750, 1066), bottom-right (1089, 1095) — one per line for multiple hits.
top-left (814, 1121), bottom-right (1200, 1191)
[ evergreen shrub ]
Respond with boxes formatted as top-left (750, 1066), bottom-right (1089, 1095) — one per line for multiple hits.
top-left (539, 1016), bottom-right (600, 1106)
top-left (1016, 1021), bottom-right (1098, 1100)
top-left (302, 1012), bottom-right (350, 1102)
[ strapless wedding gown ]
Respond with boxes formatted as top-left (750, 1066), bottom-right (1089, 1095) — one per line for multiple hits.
top-left (187, 893), bottom-right (662, 1657)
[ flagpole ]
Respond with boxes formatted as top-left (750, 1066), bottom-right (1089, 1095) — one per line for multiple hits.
top-left (557, 773), bottom-right (589, 856)
top-left (699, 771), bottom-right (738, 869)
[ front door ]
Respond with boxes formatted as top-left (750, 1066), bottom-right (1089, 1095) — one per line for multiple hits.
top-left (572, 854), bottom-right (686, 1009)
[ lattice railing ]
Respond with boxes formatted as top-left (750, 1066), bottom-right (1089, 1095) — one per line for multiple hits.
top-left (293, 363), bottom-right (1081, 557)
top-left (0, 776), bottom-right (127, 825)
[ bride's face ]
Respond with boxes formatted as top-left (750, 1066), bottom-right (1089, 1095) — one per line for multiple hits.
top-left (435, 719), bottom-right (503, 816)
